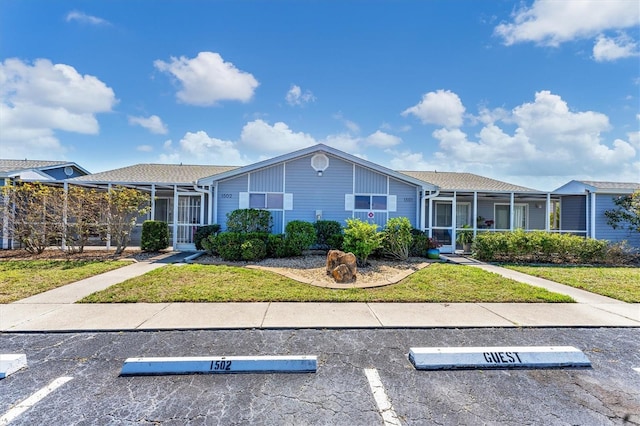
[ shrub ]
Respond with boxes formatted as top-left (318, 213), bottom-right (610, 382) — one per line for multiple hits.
top-left (212, 232), bottom-right (245, 261)
top-left (381, 217), bottom-right (413, 260)
top-left (226, 209), bottom-right (272, 233)
top-left (194, 224), bottom-right (221, 250)
top-left (327, 233), bottom-right (344, 250)
top-left (314, 220), bottom-right (343, 248)
top-left (604, 241), bottom-right (640, 265)
top-left (266, 234), bottom-right (288, 258)
top-left (285, 220), bottom-right (317, 256)
top-left (140, 220), bottom-right (170, 252)
top-left (241, 238), bottom-right (267, 261)
top-left (473, 230), bottom-right (610, 264)
top-left (342, 218), bottom-right (383, 266)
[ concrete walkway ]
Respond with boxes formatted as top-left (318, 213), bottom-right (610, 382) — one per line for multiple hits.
top-left (1, 253), bottom-right (638, 332)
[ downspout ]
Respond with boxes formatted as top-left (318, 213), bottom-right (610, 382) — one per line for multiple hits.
top-left (589, 191), bottom-right (597, 239)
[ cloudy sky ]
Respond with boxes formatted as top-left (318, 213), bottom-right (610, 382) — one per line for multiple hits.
top-left (1, 0), bottom-right (638, 190)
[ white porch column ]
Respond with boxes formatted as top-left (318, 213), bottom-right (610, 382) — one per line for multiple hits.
top-left (473, 191), bottom-right (478, 235)
top-left (509, 192), bottom-right (515, 230)
top-left (62, 182), bottom-right (68, 251)
top-left (545, 193), bottom-right (551, 232)
top-left (213, 182), bottom-right (219, 226)
top-left (207, 185), bottom-right (213, 225)
top-left (150, 184), bottom-right (156, 220)
top-left (173, 185), bottom-right (179, 249)
top-left (418, 189), bottom-right (425, 231)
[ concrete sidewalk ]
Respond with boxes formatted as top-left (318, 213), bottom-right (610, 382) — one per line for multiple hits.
top-left (1, 253), bottom-right (638, 332)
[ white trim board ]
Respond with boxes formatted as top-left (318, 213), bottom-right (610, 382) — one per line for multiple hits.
top-left (409, 346), bottom-right (591, 370)
top-left (120, 355), bottom-right (317, 376)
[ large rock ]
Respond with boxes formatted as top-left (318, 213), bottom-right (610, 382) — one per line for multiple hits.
top-left (326, 250), bottom-right (357, 283)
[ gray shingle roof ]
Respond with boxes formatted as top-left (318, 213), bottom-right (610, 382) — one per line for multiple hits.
top-left (577, 181), bottom-right (640, 191)
top-left (68, 163), bottom-right (239, 185)
top-left (399, 171), bottom-right (539, 192)
top-left (0, 159), bottom-right (71, 174)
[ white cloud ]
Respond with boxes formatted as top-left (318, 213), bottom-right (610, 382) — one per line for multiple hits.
top-left (137, 145), bottom-right (153, 152)
top-left (365, 130), bottom-right (402, 148)
top-left (285, 84), bottom-right (315, 106)
top-left (402, 90), bottom-right (465, 128)
top-left (158, 131), bottom-right (247, 165)
top-left (0, 58), bottom-right (117, 158)
top-left (494, 0), bottom-right (639, 47)
top-left (593, 33), bottom-right (639, 62)
top-left (333, 113), bottom-right (360, 133)
top-left (239, 119), bottom-right (316, 153)
top-left (390, 90), bottom-right (638, 189)
top-left (128, 115), bottom-right (168, 134)
top-left (154, 52), bottom-right (259, 106)
top-left (65, 11), bottom-right (110, 26)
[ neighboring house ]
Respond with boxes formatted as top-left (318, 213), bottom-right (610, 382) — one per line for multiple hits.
top-left (2, 146), bottom-right (638, 252)
top-left (1, 159), bottom-right (90, 249)
top-left (553, 180), bottom-right (640, 249)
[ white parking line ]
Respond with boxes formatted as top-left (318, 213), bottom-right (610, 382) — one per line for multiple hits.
top-left (0, 376), bottom-right (73, 425)
top-left (364, 368), bottom-right (402, 426)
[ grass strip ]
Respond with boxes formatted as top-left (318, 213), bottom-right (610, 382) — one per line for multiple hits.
top-left (0, 260), bottom-right (133, 303)
top-left (503, 265), bottom-right (640, 303)
top-left (80, 263), bottom-right (573, 303)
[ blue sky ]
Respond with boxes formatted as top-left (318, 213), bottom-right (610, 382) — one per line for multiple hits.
top-left (1, 0), bottom-right (638, 190)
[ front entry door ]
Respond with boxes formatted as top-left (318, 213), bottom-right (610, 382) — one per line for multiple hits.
top-left (432, 199), bottom-right (454, 253)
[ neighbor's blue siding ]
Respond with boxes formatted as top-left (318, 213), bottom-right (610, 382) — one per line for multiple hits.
top-left (594, 194), bottom-right (640, 247)
top-left (560, 195), bottom-right (587, 232)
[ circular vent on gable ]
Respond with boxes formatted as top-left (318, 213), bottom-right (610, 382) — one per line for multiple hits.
top-left (64, 166), bottom-right (74, 176)
top-left (311, 153), bottom-right (329, 172)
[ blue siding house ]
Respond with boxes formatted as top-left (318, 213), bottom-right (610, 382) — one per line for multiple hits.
top-left (2, 146), bottom-right (638, 252)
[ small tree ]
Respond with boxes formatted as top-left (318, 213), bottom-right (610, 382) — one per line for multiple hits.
top-left (1, 182), bottom-right (65, 254)
top-left (64, 185), bottom-right (103, 253)
top-left (342, 218), bottom-right (383, 266)
top-left (381, 217), bottom-right (413, 260)
top-left (100, 186), bottom-right (151, 255)
top-left (604, 190), bottom-right (640, 234)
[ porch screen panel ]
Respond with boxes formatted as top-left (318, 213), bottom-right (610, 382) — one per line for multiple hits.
top-left (495, 205), bottom-right (509, 229)
top-left (514, 205), bottom-right (526, 229)
top-left (456, 204), bottom-right (471, 227)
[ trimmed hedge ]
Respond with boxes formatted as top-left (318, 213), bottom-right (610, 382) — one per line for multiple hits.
top-left (140, 220), bottom-right (170, 252)
top-left (473, 230), bottom-right (608, 264)
top-left (285, 220), bottom-right (317, 256)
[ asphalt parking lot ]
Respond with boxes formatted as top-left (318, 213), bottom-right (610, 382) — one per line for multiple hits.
top-left (1, 328), bottom-right (639, 425)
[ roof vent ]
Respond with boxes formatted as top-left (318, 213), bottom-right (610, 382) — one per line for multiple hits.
top-left (311, 153), bottom-right (329, 172)
top-left (64, 166), bottom-right (74, 176)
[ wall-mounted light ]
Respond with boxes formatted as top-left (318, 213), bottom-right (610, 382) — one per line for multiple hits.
top-left (317, 170), bottom-right (323, 177)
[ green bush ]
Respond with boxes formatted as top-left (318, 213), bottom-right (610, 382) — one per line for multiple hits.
top-left (212, 232), bottom-right (245, 261)
top-left (381, 217), bottom-right (413, 261)
top-left (314, 220), bottom-right (343, 248)
top-left (266, 234), bottom-right (288, 258)
top-left (285, 220), bottom-right (317, 256)
top-left (327, 233), bottom-right (344, 250)
top-left (410, 229), bottom-right (437, 257)
top-left (241, 238), bottom-right (267, 261)
top-left (342, 218), bottom-right (383, 266)
top-left (226, 209), bottom-right (273, 233)
top-left (140, 220), bottom-right (170, 252)
top-left (194, 224), bottom-right (221, 250)
top-left (473, 230), bottom-right (610, 264)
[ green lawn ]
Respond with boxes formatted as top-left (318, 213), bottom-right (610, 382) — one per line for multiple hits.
top-left (79, 263), bottom-right (573, 303)
top-left (503, 265), bottom-right (640, 303)
top-left (0, 260), bottom-right (133, 303)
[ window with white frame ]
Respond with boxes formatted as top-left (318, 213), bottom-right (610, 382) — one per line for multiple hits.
top-left (346, 194), bottom-right (397, 212)
top-left (249, 193), bottom-right (283, 209)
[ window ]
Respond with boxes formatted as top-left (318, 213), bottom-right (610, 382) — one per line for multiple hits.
top-left (249, 193), bottom-right (283, 209)
top-left (495, 204), bottom-right (528, 229)
top-left (456, 203), bottom-right (471, 227)
top-left (354, 195), bottom-right (387, 210)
